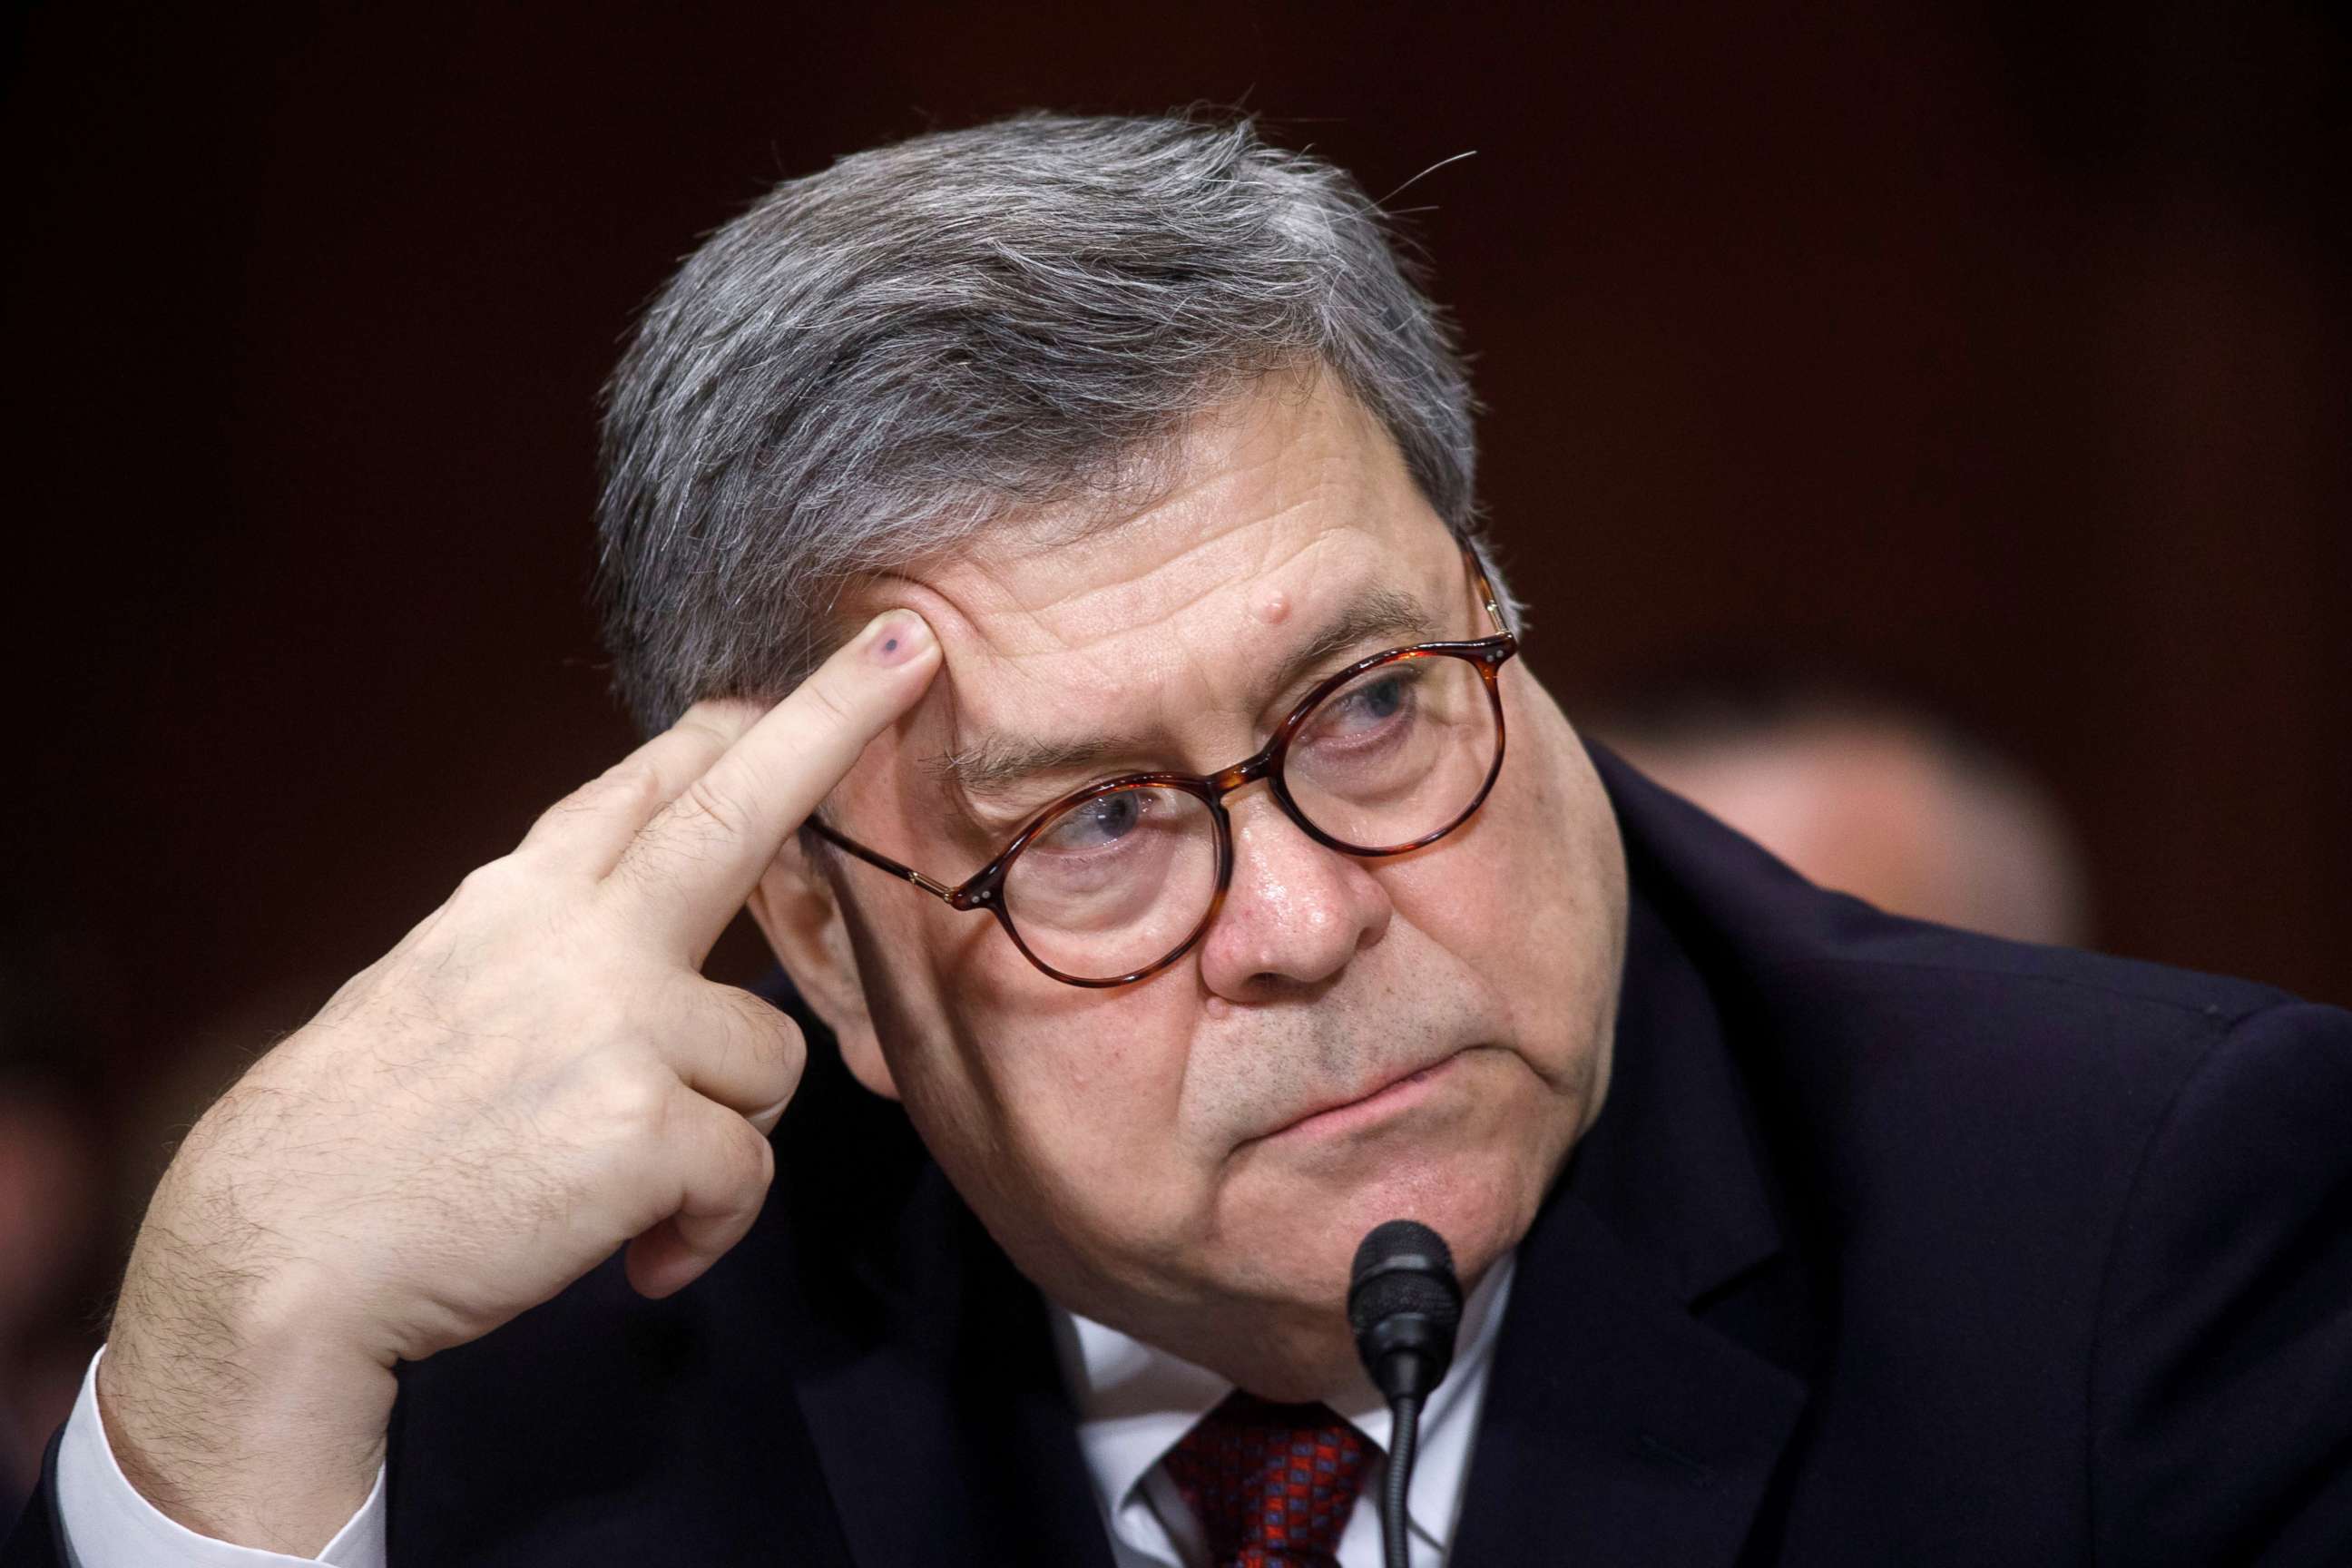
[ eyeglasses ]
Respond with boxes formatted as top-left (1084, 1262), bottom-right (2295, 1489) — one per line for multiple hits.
top-left (811, 546), bottom-right (1520, 987)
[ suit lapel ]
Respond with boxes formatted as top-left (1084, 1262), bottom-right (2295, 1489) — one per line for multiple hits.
top-left (788, 1161), bottom-right (1116, 1568)
top-left (1453, 882), bottom-right (1812, 1566)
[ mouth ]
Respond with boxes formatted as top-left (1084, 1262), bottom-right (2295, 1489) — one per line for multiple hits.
top-left (1258, 1049), bottom-right (1472, 1143)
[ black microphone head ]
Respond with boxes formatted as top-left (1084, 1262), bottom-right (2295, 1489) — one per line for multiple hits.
top-left (1347, 1220), bottom-right (1459, 1331)
top-left (1348, 1220), bottom-right (1464, 1402)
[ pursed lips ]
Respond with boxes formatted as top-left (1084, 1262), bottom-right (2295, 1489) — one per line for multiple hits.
top-left (1252, 1046), bottom-right (1473, 1142)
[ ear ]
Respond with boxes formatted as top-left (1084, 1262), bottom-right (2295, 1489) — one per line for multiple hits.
top-left (745, 835), bottom-right (901, 1102)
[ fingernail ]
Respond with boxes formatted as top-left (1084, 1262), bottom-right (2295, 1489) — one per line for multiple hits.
top-left (863, 610), bottom-right (933, 666)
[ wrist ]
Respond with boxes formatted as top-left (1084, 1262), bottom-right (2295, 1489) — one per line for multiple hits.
top-left (101, 1261), bottom-right (397, 1554)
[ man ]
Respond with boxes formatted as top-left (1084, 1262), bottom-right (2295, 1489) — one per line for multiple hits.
top-left (1596, 677), bottom-right (2092, 946)
top-left (9, 113), bottom-right (2350, 1566)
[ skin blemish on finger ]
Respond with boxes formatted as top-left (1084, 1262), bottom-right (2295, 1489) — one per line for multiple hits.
top-left (1252, 589), bottom-right (1291, 625)
top-left (866, 610), bottom-right (935, 666)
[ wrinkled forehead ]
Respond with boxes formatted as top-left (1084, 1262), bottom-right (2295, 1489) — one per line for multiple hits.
top-left (838, 379), bottom-right (1465, 749)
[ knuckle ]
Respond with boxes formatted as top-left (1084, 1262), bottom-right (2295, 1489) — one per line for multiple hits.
top-left (720, 989), bottom-right (804, 1078)
top-left (722, 1115), bottom-right (776, 1196)
top-left (595, 760), bottom-right (671, 815)
top-left (669, 708), bottom-right (745, 751)
top-left (455, 854), bottom-right (526, 902)
top-left (669, 774), bottom-right (750, 843)
top-left (585, 1061), bottom-right (675, 1140)
top-left (525, 798), bottom-right (585, 843)
top-left (767, 1014), bottom-right (809, 1083)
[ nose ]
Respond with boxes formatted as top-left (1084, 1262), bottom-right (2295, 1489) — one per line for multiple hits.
top-left (1194, 789), bottom-right (1393, 999)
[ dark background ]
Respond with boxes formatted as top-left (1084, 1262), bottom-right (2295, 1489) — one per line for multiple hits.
top-left (3, 0), bottom-right (2346, 1456)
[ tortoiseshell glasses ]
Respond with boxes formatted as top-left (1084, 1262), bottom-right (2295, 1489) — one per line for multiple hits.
top-left (811, 547), bottom-right (1520, 987)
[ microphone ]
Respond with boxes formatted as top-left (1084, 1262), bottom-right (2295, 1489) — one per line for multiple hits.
top-left (1349, 1220), bottom-right (1463, 1568)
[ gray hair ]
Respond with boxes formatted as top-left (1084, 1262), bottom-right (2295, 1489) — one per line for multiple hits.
top-left (593, 111), bottom-right (1494, 736)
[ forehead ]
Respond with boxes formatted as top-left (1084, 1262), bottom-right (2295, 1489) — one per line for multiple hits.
top-left (847, 377), bottom-right (1461, 723)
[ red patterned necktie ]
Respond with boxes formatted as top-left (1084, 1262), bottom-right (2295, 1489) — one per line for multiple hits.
top-left (1161, 1390), bottom-right (1371, 1568)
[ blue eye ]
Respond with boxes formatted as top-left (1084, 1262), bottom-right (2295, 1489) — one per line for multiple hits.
top-left (1041, 790), bottom-right (1144, 852)
top-left (1341, 674), bottom-right (1407, 723)
top-left (1319, 667), bottom-right (1420, 738)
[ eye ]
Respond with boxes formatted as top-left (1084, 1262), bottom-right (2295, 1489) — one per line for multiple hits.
top-left (1309, 663), bottom-right (1425, 743)
top-left (1035, 789), bottom-right (1147, 853)
top-left (1334, 671), bottom-right (1411, 727)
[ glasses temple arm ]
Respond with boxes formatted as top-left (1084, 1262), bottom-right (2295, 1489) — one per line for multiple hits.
top-left (806, 818), bottom-right (961, 902)
top-left (1463, 544), bottom-right (1516, 642)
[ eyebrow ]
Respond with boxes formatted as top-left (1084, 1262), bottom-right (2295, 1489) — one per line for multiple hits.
top-left (926, 584), bottom-right (1442, 803)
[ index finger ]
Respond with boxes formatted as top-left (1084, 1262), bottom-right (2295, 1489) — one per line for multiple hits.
top-left (612, 608), bottom-right (941, 959)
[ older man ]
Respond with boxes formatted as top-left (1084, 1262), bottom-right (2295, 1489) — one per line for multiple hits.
top-left (10, 114), bottom-right (2351, 1567)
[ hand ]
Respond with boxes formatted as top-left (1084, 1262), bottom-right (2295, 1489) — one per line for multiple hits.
top-left (97, 609), bottom-right (941, 1554)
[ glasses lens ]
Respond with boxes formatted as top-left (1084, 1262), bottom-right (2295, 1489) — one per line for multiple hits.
top-left (1283, 653), bottom-right (1499, 852)
top-left (1001, 784), bottom-right (1220, 982)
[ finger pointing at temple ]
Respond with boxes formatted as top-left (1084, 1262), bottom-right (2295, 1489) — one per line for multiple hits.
top-left (609, 608), bottom-right (941, 962)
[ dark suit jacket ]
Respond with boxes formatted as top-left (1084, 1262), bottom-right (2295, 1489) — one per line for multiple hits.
top-left (12, 749), bottom-right (2352, 1565)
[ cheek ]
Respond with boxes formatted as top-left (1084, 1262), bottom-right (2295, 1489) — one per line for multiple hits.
top-left (847, 892), bottom-right (1213, 1265)
top-left (1387, 683), bottom-right (1625, 1088)
top-left (994, 1000), bottom-right (1209, 1253)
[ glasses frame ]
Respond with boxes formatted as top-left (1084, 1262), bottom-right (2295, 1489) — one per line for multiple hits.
top-left (810, 545), bottom-right (1520, 988)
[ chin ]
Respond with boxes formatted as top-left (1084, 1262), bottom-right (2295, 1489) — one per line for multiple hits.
top-left (1163, 1149), bottom-right (1534, 1401)
top-left (1223, 1091), bottom-right (1567, 1316)
top-left (1319, 1149), bottom-right (1534, 1295)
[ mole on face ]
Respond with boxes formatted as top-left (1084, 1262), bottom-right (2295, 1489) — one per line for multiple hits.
top-left (1251, 589), bottom-right (1292, 625)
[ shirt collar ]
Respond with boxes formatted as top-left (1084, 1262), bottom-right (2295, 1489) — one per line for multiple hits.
top-left (1048, 1253), bottom-right (1517, 1547)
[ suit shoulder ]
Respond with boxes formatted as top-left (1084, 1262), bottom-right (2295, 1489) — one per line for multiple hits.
top-left (1720, 915), bottom-right (2324, 1272)
top-left (1730, 899), bottom-right (2300, 1123)
top-left (2088, 1000), bottom-right (2352, 1562)
top-left (1599, 739), bottom-right (2298, 1073)
top-left (1746, 916), bottom-right (2304, 1155)
top-left (1758, 907), bottom-right (2297, 1033)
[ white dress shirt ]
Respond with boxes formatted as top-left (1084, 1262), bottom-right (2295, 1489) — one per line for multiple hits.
top-left (1052, 1256), bottom-right (1513, 1568)
top-left (54, 1347), bottom-right (385, 1566)
top-left (51, 1259), bottom-right (1511, 1567)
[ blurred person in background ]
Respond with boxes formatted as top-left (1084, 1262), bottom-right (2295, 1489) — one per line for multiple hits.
top-left (1596, 672), bottom-right (2091, 947)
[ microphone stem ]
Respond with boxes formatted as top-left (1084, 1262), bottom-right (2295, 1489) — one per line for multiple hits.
top-left (1382, 1391), bottom-right (1422, 1568)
